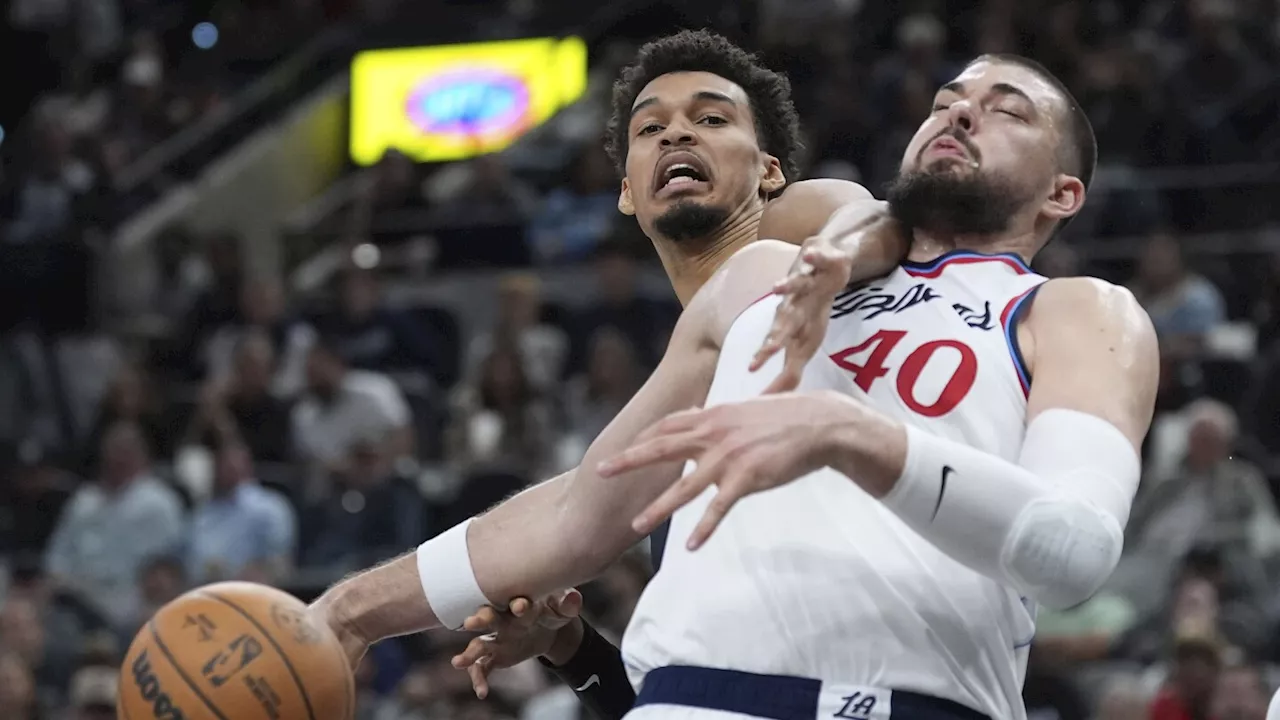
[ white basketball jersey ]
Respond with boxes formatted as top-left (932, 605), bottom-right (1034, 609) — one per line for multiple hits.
top-left (622, 251), bottom-right (1050, 720)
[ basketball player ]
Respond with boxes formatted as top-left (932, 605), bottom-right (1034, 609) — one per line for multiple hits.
top-left (312, 25), bottom-right (902, 708)
top-left (317, 48), bottom-right (1157, 720)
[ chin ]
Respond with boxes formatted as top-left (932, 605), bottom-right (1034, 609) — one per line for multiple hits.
top-left (652, 198), bottom-right (730, 244)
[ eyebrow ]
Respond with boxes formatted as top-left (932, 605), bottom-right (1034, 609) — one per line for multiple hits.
top-left (630, 90), bottom-right (738, 118)
top-left (939, 81), bottom-right (1036, 107)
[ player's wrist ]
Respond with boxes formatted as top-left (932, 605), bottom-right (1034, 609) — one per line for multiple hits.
top-left (542, 616), bottom-right (585, 667)
top-left (816, 391), bottom-right (906, 497)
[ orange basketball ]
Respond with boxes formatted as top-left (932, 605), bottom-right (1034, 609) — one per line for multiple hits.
top-left (117, 582), bottom-right (355, 720)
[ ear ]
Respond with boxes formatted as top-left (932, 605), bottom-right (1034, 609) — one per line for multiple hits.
top-left (617, 178), bottom-right (635, 216)
top-left (1042, 174), bottom-right (1086, 222)
top-left (759, 154), bottom-right (786, 196)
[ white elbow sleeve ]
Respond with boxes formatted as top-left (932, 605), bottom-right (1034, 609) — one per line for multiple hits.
top-left (885, 409), bottom-right (1139, 610)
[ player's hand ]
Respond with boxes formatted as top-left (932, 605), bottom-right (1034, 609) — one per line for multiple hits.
top-left (751, 201), bottom-right (897, 393)
top-left (599, 393), bottom-right (850, 549)
top-left (450, 589), bottom-right (584, 699)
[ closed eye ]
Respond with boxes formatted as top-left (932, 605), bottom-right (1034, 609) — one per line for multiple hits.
top-left (932, 104), bottom-right (949, 113)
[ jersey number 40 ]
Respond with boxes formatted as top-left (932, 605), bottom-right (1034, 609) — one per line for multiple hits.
top-left (830, 329), bottom-right (977, 418)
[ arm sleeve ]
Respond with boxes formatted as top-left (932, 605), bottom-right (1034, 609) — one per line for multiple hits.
top-left (538, 619), bottom-right (636, 720)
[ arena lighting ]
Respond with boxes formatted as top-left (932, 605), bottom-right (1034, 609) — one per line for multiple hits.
top-left (349, 36), bottom-right (587, 165)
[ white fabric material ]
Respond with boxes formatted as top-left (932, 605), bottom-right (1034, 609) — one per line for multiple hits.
top-left (1267, 688), bottom-right (1280, 720)
top-left (883, 408), bottom-right (1139, 610)
top-left (624, 256), bottom-right (1051, 720)
top-left (416, 519), bottom-right (489, 630)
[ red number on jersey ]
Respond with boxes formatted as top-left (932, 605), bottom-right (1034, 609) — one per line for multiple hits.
top-left (829, 330), bottom-right (978, 417)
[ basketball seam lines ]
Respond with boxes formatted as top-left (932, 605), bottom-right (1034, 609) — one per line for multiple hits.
top-left (201, 590), bottom-right (319, 720)
top-left (147, 620), bottom-right (231, 720)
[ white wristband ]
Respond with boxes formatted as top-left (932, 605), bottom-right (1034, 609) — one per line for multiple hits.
top-left (416, 519), bottom-right (490, 630)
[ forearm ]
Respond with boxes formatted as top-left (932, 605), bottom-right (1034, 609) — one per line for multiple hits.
top-left (821, 394), bottom-right (1138, 610)
top-left (540, 619), bottom-right (636, 720)
top-left (818, 201), bottom-right (907, 274)
top-left (319, 471), bottom-right (581, 641)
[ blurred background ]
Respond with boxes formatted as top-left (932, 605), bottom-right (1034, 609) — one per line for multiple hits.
top-left (0, 0), bottom-right (1278, 718)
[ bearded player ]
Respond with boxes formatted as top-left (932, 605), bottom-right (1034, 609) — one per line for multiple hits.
top-left (313, 48), bottom-right (1155, 720)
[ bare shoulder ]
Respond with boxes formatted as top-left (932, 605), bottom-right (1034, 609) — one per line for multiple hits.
top-left (1024, 276), bottom-right (1159, 447)
top-left (759, 180), bottom-right (875, 244)
top-left (1031, 276), bottom-right (1156, 344)
top-left (698, 240), bottom-right (797, 341)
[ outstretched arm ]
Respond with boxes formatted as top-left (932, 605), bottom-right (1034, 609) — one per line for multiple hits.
top-left (311, 241), bottom-right (800, 661)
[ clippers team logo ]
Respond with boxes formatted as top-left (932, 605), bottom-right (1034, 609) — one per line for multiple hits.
top-left (404, 68), bottom-right (531, 137)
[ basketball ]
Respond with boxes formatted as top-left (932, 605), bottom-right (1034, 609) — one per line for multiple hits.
top-left (117, 582), bottom-right (355, 720)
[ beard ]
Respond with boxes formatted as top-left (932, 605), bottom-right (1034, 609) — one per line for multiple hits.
top-left (885, 163), bottom-right (1036, 236)
top-left (652, 200), bottom-right (730, 245)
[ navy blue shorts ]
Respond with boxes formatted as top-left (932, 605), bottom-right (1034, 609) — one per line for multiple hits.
top-left (634, 666), bottom-right (991, 720)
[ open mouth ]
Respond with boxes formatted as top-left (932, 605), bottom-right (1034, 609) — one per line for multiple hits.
top-left (654, 152), bottom-right (711, 196)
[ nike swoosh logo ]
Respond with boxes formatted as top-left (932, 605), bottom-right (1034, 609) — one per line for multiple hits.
top-left (575, 674), bottom-right (600, 692)
top-left (933, 465), bottom-right (953, 521)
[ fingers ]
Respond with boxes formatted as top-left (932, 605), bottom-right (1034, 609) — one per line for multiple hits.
top-left (598, 429), bottom-right (702, 477)
top-left (468, 659), bottom-right (491, 699)
top-left (762, 361), bottom-right (803, 395)
top-left (462, 606), bottom-right (501, 633)
top-left (632, 460), bottom-right (720, 534)
top-left (452, 633), bottom-right (496, 670)
top-left (686, 482), bottom-right (745, 551)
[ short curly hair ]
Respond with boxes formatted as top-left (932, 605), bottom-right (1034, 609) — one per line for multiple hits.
top-left (604, 30), bottom-right (803, 187)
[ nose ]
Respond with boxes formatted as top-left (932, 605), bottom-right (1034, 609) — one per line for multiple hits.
top-left (945, 98), bottom-right (978, 134)
top-left (658, 119), bottom-right (697, 147)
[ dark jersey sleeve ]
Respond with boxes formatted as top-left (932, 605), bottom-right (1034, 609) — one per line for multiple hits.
top-left (538, 618), bottom-right (636, 720)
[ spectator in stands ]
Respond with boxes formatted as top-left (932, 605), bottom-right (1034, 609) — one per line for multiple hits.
top-left (1032, 589), bottom-right (1137, 664)
top-left (427, 154), bottom-right (538, 223)
top-left (527, 142), bottom-right (620, 263)
top-left (559, 326), bottom-right (643, 466)
top-left (299, 433), bottom-right (422, 578)
top-left (1130, 232), bottom-right (1227, 409)
top-left (448, 343), bottom-right (556, 477)
top-left (1212, 661), bottom-right (1270, 720)
top-left (1148, 635), bottom-right (1222, 720)
top-left (0, 597), bottom-right (58, 708)
top-left (188, 442), bottom-right (296, 585)
top-left (204, 276), bottom-right (315, 398)
top-left (1091, 676), bottom-right (1151, 720)
top-left (292, 336), bottom-right (414, 476)
top-left (1115, 547), bottom-right (1265, 664)
top-left (1131, 231), bottom-right (1227, 361)
top-left (0, 649), bottom-right (39, 720)
top-left (5, 119), bottom-right (94, 244)
top-left (869, 14), bottom-right (957, 128)
top-left (1, 440), bottom-right (75, 556)
top-left (80, 363), bottom-right (170, 472)
top-left (1122, 400), bottom-right (1280, 610)
top-left (569, 241), bottom-right (679, 373)
top-left (361, 149), bottom-right (427, 217)
top-left (319, 268), bottom-right (443, 378)
top-left (465, 272), bottom-right (566, 394)
top-left (2, 561), bottom-right (95, 700)
top-left (158, 233), bottom-right (245, 378)
top-left (121, 554), bottom-right (186, 644)
top-left (45, 421), bottom-right (184, 630)
top-left (66, 665), bottom-right (117, 720)
top-left (185, 330), bottom-right (295, 463)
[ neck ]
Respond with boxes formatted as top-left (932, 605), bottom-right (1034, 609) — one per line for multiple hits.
top-left (653, 203), bottom-right (762, 307)
top-left (905, 226), bottom-right (1040, 264)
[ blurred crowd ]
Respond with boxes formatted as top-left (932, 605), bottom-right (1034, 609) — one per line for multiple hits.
top-left (1, 0), bottom-right (1280, 719)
